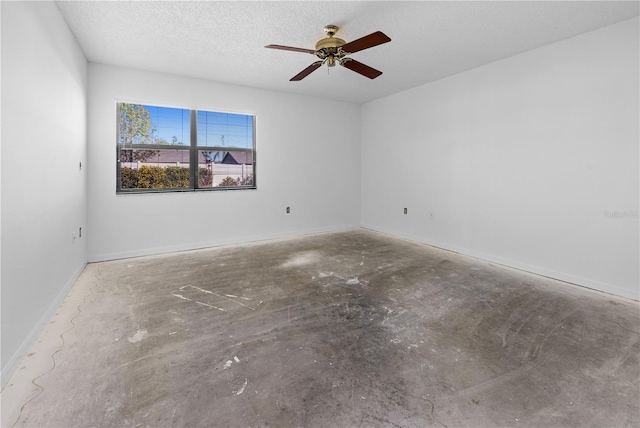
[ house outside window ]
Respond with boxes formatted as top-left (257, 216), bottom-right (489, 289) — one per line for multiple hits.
top-left (117, 103), bottom-right (256, 193)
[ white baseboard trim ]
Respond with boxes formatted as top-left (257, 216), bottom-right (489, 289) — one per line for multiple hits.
top-left (1, 259), bottom-right (88, 389)
top-left (361, 225), bottom-right (639, 302)
top-left (87, 225), bottom-right (360, 263)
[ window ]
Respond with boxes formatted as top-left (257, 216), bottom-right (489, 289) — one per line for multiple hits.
top-left (117, 103), bottom-right (255, 193)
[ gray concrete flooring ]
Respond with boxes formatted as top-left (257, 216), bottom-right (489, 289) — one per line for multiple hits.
top-left (2, 229), bottom-right (639, 427)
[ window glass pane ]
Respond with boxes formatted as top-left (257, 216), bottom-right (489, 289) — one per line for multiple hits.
top-left (120, 148), bottom-right (190, 189)
top-left (198, 150), bottom-right (254, 188)
top-left (196, 111), bottom-right (253, 149)
top-left (119, 104), bottom-right (190, 146)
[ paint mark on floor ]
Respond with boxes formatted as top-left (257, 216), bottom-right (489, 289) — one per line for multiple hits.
top-left (172, 292), bottom-right (225, 311)
top-left (180, 284), bottom-right (212, 294)
top-left (235, 379), bottom-right (248, 395)
top-left (224, 356), bottom-right (241, 369)
top-left (280, 251), bottom-right (318, 268)
top-left (195, 301), bottom-right (225, 311)
top-left (128, 329), bottom-right (148, 343)
top-left (180, 285), bottom-right (259, 311)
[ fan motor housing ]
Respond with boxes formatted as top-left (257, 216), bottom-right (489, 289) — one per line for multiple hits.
top-left (315, 36), bottom-right (346, 51)
top-left (315, 36), bottom-right (347, 66)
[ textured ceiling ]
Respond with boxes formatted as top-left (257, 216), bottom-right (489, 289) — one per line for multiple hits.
top-left (55, 1), bottom-right (639, 104)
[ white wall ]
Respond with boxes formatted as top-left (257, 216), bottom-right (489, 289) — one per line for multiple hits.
top-left (1, 1), bottom-right (88, 383)
top-left (87, 64), bottom-right (360, 261)
top-left (361, 17), bottom-right (639, 300)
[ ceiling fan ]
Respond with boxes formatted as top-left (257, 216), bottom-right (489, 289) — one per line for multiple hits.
top-left (265, 25), bottom-right (391, 81)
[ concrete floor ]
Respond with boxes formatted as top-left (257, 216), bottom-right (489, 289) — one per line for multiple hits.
top-left (2, 229), bottom-right (639, 427)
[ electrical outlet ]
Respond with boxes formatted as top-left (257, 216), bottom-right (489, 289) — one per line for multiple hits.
top-left (286, 207), bottom-right (290, 214)
top-left (79, 227), bottom-right (82, 238)
top-left (404, 208), bottom-right (407, 215)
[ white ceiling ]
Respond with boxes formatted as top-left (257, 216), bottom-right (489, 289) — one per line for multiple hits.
top-left (55, 1), bottom-right (639, 104)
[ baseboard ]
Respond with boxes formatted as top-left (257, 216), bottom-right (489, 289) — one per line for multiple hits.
top-left (361, 225), bottom-right (639, 302)
top-left (87, 224), bottom-right (360, 263)
top-left (1, 259), bottom-right (88, 389)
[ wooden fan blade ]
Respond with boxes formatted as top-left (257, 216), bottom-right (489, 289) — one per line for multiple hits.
top-left (265, 44), bottom-right (315, 54)
top-left (290, 61), bottom-right (324, 81)
top-left (341, 59), bottom-right (383, 79)
top-left (340, 31), bottom-right (391, 54)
